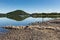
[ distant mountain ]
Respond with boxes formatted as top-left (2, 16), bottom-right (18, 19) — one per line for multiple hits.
top-left (0, 13), bottom-right (6, 17)
top-left (7, 10), bottom-right (29, 15)
top-left (0, 13), bottom-right (5, 14)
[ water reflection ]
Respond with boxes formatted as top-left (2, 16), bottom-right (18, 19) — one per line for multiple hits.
top-left (7, 15), bottom-right (29, 21)
top-left (0, 15), bottom-right (55, 27)
top-left (0, 15), bottom-right (57, 33)
top-left (0, 15), bottom-right (29, 21)
top-left (0, 15), bottom-right (57, 21)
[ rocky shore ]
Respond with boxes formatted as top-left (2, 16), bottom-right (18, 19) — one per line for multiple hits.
top-left (0, 19), bottom-right (60, 40)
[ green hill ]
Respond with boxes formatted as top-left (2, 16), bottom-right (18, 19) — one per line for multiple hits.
top-left (7, 10), bottom-right (29, 15)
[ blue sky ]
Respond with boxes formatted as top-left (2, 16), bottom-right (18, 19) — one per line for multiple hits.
top-left (0, 0), bottom-right (60, 13)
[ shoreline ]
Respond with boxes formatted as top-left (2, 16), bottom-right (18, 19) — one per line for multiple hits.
top-left (0, 19), bottom-right (60, 40)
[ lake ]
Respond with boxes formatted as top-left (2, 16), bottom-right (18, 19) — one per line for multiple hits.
top-left (0, 16), bottom-right (55, 33)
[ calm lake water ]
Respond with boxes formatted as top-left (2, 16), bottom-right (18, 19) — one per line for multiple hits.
top-left (0, 17), bottom-right (54, 27)
top-left (0, 17), bottom-right (54, 33)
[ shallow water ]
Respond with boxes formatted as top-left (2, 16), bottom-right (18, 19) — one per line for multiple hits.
top-left (0, 17), bottom-right (54, 33)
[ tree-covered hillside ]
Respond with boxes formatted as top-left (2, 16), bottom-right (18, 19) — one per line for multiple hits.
top-left (7, 10), bottom-right (29, 15)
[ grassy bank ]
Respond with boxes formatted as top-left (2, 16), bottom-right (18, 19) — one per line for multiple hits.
top-left (0, 19), bottom-right (60, 40)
